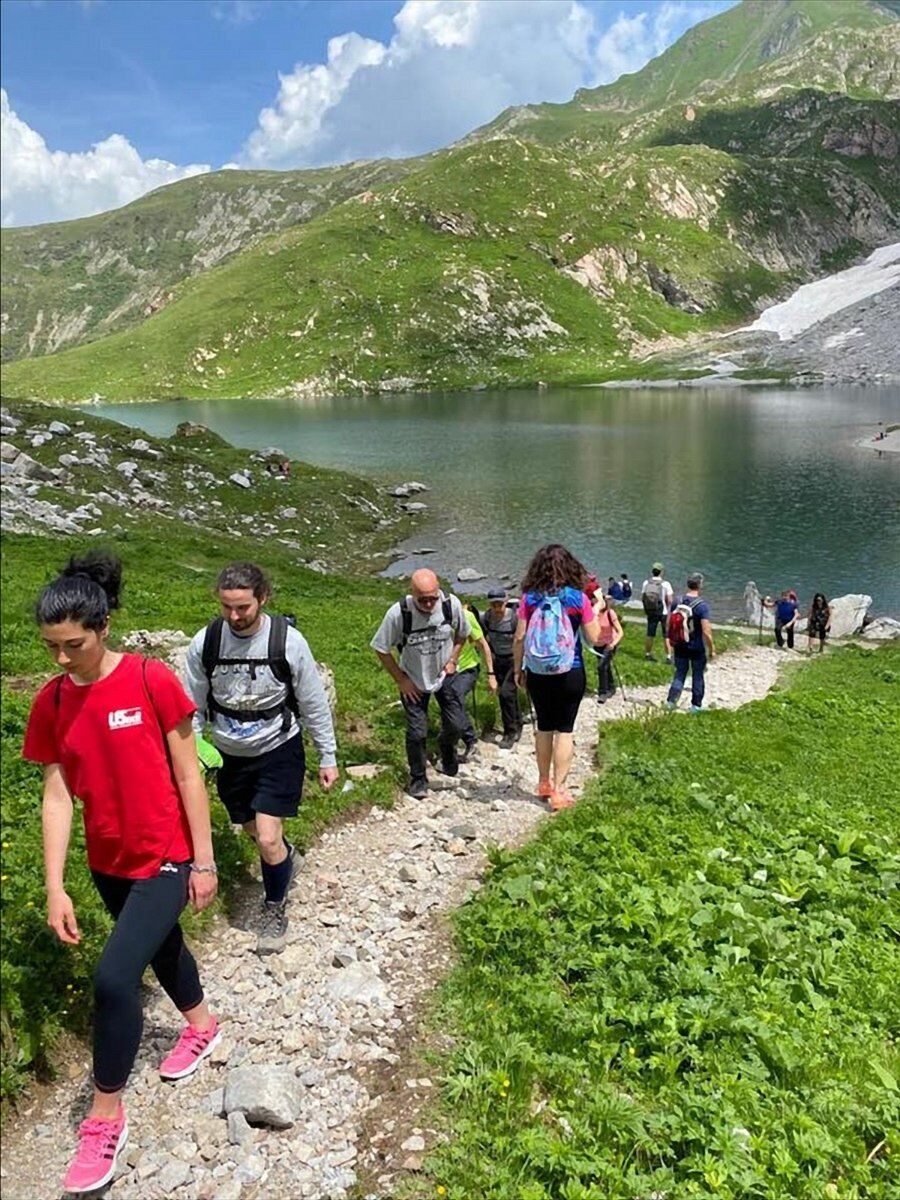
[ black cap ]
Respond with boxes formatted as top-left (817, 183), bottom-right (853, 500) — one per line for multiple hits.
top-left (487, 587), bottom-right (508, 600)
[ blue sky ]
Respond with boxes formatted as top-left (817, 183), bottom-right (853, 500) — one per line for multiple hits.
top-left (1, 0), bottom-right (734, 226)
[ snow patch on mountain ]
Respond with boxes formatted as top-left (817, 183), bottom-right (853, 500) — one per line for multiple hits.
top-left (746, 243), bottom-right (900, 341)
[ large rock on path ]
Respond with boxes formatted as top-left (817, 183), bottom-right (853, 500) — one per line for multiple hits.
top-left (224, 1065), bottom-right (303, 1129)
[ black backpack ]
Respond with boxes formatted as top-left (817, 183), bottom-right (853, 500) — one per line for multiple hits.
top-left (397, 595), bottom-right (455, 652)
top-left (201, 613), bottom-right (299, 732)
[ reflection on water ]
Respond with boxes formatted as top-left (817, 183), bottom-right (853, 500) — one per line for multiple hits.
top-left (96, 385), bottom-right (900, 618)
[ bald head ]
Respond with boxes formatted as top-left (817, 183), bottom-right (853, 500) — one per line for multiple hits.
top-left (411, 568), bottom-right (439, 595)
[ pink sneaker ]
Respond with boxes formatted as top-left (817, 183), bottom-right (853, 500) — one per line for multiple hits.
top-left (159, 1015), bottom-right (221, 1080)
top-left (62, 1105), bottom-right (128, 1194)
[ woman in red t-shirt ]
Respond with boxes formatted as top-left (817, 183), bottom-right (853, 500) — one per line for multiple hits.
top-left (23, 551), bottom-right (220, 1195)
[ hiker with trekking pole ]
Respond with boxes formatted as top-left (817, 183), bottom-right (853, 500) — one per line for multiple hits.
top-left (23, 551), bottom-right (220, 1194)
top-left (477, 587), bottom-right (523, 749)
top-left (586, 575), bottom-right (624, 704)
top-left (183, 562), bottom-right (338, 956)
top-left (451, 602), bottom-right (497, 761)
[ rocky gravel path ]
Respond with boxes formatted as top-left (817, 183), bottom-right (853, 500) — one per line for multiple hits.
top-left (1, 644), bottom-right (785, 1200)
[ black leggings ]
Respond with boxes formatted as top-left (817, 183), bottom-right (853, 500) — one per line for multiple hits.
top-left (91, 864), bottom-right (203, 1092)
top-left (526, 665), bottom-right (586, 733)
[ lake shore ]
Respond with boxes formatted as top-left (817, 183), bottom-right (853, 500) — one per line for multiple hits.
top-left (855, 427), bottom-right (900, 454)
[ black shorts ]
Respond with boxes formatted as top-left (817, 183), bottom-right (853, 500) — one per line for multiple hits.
top-left (526, 665), bottom-right (586, 733)
top-left (646, 612), bottom-right (667, 637)
top-left (216, 734), bottom-right (305, 825)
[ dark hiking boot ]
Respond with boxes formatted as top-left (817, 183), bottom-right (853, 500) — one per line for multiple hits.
top-left (498, 732), bottom-right (517, 750)
top-left (406, 776), bottom-right (428, 799)
top-left (257, 900), bottom-right (289, 955)
top-left (437, 759), bottom-right (459, 777)
top-left (459, 739), bottom-right (478, 763)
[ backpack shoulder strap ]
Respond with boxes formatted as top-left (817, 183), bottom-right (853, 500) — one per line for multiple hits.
top-left (201, 617), bottom-right (225, 682)
top-left (398, 597), bottom-right (413, 652)
top-left (442, 596), bottom-right (455, 630)
top-left (139, 657), bottom-right (175, 774)
top-left (267, 614), bottom-right (298, 715)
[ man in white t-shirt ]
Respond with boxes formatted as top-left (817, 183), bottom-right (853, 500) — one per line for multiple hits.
top-left (640, 562), bottom-right (674, 663)
top-left (371, 568), bottom-right (469, 798)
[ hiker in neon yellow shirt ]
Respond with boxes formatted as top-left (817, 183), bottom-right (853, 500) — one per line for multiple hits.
top-left (450, 606), bottom-right (497, 761)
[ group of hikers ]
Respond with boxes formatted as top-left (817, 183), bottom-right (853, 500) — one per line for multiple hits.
top-left (27, 542), bottom-right (718, 1192)
top-left (762, 589), bottom-right (833, 653)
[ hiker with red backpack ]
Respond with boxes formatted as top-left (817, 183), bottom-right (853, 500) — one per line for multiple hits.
top-left (184, 562), bottom-right (338, 955)
top-left (23, 551), bottom-right (219, 1195)
top-left (371, 568), bottom-right (469, 799)
top-left (513, 545), bottom-right (602, 811)
top-left (666, 572), bottom-right (716, 713)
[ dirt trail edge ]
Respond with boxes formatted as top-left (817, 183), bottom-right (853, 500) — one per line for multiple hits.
top-left (1, 644), bottom-right (785, 1200)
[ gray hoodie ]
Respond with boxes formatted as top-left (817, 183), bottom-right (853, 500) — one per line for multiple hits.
top-left (183, 614), bottom-right (337, 764)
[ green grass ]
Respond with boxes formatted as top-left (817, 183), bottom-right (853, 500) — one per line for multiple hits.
top-left (422, 644), bottom-right (900, 1199)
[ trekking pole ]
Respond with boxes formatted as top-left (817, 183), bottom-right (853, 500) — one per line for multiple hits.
top-left (613, 657), bottom-right (628, 703)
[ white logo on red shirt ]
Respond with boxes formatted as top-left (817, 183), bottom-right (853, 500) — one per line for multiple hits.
top-left (108, 707), bottom-right (143, 730)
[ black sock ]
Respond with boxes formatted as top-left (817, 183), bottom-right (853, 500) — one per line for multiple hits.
top-left (261, 841), bottom-right (293, 904)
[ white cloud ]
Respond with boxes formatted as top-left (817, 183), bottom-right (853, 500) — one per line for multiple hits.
top-left (210, 1), bottom-right (263, 24)
top-left (594, 2), bottom-right (712, 82)
top-left (241, 0), bottom-right (727, 169)
top-left (0, 89), bottom-right (210, 227)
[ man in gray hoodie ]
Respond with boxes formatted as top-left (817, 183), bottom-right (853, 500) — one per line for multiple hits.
top-left (184, 562), bottom-right (338, 954)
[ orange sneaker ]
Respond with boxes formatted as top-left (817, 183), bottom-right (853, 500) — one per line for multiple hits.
top-left (548, 790), bottom-right (576, 812)
top-left (536, 779), bottom-right (554, 799)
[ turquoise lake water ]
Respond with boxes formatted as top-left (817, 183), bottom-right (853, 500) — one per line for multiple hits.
top-left (96, 384), bottom-right (900, 619)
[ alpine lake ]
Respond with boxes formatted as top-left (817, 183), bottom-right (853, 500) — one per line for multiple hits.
top-left (96, 384), bottom-right (900, 621)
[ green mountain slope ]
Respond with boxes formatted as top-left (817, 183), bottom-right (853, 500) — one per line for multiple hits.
top-left (0, 158), bottom-right (414, 362)
top-left (474, 0), bottom-right (899, 143)
top-left (1, 0), bottom-right (898, 401)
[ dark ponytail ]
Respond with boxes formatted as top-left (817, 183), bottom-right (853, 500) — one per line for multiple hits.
top-left (35, 550), bottom-right (122, 631)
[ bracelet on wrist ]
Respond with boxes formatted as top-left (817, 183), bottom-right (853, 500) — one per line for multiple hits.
top-left (190, 863), bottom-right (218, 875)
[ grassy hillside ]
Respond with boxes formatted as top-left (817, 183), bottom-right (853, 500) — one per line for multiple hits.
top-left (1, 0), bottom-right (898, 399)
top-left (424, 644), bottom-right (900, 1199)
top-left (0, 158), bottom-right (415, 362)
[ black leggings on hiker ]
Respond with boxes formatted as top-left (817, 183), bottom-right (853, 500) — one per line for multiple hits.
top-left (775, 622), bottom-right (795, 649)
top-left (91, 863), bottom-right (202, 1092)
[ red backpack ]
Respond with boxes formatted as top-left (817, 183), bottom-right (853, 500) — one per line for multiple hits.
top-left (668, 598), bottom-right (699, 647)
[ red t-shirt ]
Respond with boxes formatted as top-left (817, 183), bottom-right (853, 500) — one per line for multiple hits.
top-left (23, 654), bottom-right (196, 879)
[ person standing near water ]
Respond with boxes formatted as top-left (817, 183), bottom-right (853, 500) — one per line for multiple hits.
top-left (764, 589), bottom-right (799, 650)
top-left (184, 562), bottom-right (338, 955)
top-left (23, 552), bottom-right (220, 1195)
top-left (587, 578), bottom-right (623, 704)
top-left (807, 592), bottom-right (831, 653)
top-left (666, 572), bottom-right (715, 713)
top-left (641, 562), bottom-right (674, 662)
top-left (513, 544), bottom-right (601, 811)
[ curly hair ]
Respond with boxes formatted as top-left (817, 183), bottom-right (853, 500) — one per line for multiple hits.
top-left (521, 543), bottom-right (589, 595)
top-left (216, 562), bottom-right (271, 599)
